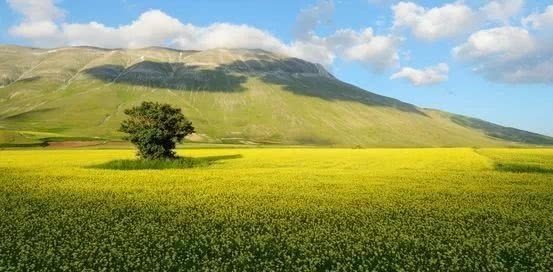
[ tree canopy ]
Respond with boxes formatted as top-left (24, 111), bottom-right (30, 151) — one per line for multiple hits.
top-left (120, 102), bottom-right (194, 160)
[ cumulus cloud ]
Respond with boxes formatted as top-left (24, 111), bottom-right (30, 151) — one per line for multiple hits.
top-left (291, 27), bottom-right (399, 70)
top-left (492, 58), bottom-right (553, 84)
top-left (7, 0), bottom-right (63, 21)
top-left (481, 0), bottom-right (525, 25)
top-left (391, 1), bottom-right (477, 40)
top-left (342, 32), bottom-right (400, 71)
top-left (286, 41), bottom-right (336, 67)
top-left (390, 63), bottom-right (449, 86)
top-left (522, 5), bottom-right (553, 29)
top-left (7, 0), bottom-right (400, 72)
top-left (454, 26), bottom-right (553, 83)
top-left (10, 20), bottom-right (59, 39)
top-left (7, 0), bottom-right (64, 42)
top-left (293, 0), bottom-right (334, 40)
top-left (453, 27), bottom-right (535, 60)
top-left (293, 27), bottom-right (400, 70)
top-left (62, 10), bottom-right (186, 49)
top-left (287, 0), bottom-right (399, 70)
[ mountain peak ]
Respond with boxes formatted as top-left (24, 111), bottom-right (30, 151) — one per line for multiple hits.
top-left (1, 45), bottom-right (552, 146)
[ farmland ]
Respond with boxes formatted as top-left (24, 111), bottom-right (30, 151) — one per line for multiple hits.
top-left (1, 148), bottom-right (552, 271)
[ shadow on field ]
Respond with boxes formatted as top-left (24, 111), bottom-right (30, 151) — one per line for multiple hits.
top-left (495, 163), bottom-right (553, 174)
top-left (199, 154), bottom-right (243, 163)
top-left (86, 154), bottom-right (242, 170)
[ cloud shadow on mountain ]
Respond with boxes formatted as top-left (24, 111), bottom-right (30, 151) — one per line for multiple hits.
top-left (220, 58), bottom-right (427, 116)
top-left (84, 61), bottom-right (247, 92)
top-left (84, 58), bottom-right (427, 116)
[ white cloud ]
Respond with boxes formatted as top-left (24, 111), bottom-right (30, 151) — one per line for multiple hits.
top-left (7, 1), bottom-right (400, 72)
top-left (62, 10), bottom-right (186, 49)
top-left (481, 0), bottom-right (525, 25)
top-left (286, 41), bottom-right (336, 67)
top-left (454, 26), bottom-right (553, 83)
top-left (7, 0), bottom-right (63, 42)
top-left (286, 27), bottom-right (400, 70)
top-left (293, 0), bottom-right (334, 40)
top-left (392, 1), bottom-right (477, 40)
top-left (287, 0), bottom-right (399, 69)
top-left (493, 59), bottom-right (553, 84)
top-left (390, 63), bottom-right (449, 86)
top-left (453, 27), bottom-right (535, 60)
top-left (522, 5), bottom-right (553, 29)
top-left (7, 0), bottom-right (64, 22)
top-left (10, 20), bottom-right (60, 39)
top-left (342, 31), bottom-right (400, 71)
top-left (173, 23), bottom-right (287, 53)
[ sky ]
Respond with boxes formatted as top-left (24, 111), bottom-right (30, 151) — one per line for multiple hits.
top-left (0, 0), bottom-right (552, 135)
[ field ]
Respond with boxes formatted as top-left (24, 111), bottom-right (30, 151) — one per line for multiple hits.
top-left (1, 147), bottom-right (553, 271)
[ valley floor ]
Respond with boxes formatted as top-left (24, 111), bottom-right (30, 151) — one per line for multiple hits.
top-left (1, 148), bottom-right (552, 270)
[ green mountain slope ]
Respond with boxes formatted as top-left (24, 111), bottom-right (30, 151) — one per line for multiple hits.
top-left (0, 45), bottom-right (551, 147)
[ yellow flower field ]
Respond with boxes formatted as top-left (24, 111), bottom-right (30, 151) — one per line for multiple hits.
top-left (1, 148), bottom-right (552, 271)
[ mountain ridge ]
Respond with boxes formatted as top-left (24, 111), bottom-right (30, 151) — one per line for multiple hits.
top-left (1, 45), bottom-right (552, 147)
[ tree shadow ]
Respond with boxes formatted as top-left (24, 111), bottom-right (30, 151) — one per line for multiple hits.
top-left (83, 57), bottom-right (426, 116)
top-left (197, 154), bottom-right (243, 162)
top-left (86, 154), bottom-right (242, 170)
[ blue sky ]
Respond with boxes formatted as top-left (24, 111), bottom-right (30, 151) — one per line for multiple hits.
top-left (1, 0), bottom-right (552, 135)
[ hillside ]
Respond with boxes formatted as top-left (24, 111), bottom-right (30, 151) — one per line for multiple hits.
top-left (0, 45), bottom-right (552, 147)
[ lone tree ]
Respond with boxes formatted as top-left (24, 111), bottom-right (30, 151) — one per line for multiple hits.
top-left (120, 102), bottom-right (194, 160)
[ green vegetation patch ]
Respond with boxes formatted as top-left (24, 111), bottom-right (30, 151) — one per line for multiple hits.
top-left (0, 142), bottom-right (47, 148)
top-left (0, 130), bottom-right (48, 148)
top-left (450, 114), bottom-right (553, 145)
top-left (40, 136), bottom-right (106, 142)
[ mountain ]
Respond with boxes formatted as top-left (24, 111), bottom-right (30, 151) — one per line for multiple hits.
top-left (0, 45), bottom-right (552, 147)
